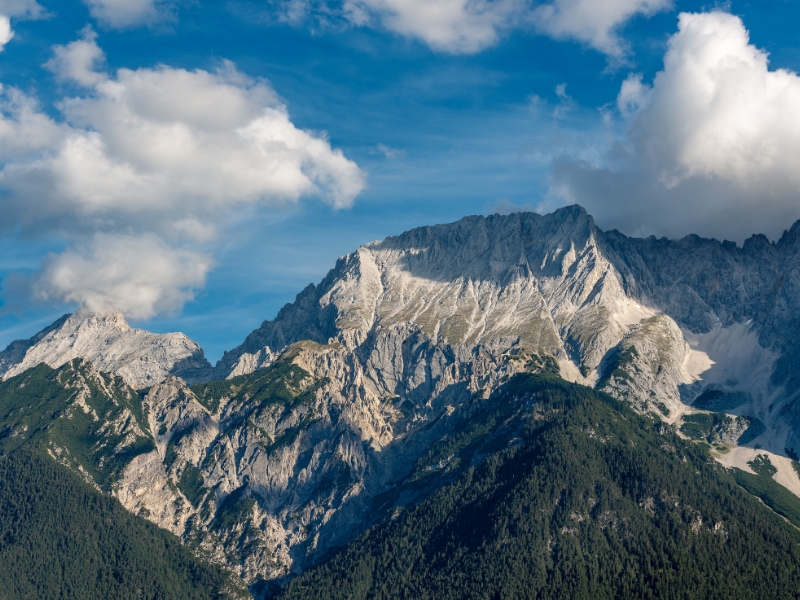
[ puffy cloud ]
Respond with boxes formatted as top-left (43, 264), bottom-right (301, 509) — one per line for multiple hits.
top-left (33, 234), bottom-right (212, 320)
top-left (3, 57), bottom-right (365, 234)
top-left (44, 27), bottom-right (107, 86)
top-left (0, 36), bottom-right (365, 318)
top-left (278, 0), bottom-right (670, 56)
top-left (549, 11), bottom-right (800, 242)
top-left (83, 0), bottom-right (173, 28)
top-left (630, 12), bottom-right (800, 187)
top-left (0, 16), bottom-right (12, 51)
top-left (531, 0), bottom-right (671, 59)
top-left (343, 0), bottom-right (524, 53)
top-left (616, 72), bottom-right (650, 117)
top-left (0, 86), bottom-right (64, 161)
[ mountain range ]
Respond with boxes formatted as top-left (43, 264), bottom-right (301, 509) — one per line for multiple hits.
top-left (2, 205), bottom-right (800, 597)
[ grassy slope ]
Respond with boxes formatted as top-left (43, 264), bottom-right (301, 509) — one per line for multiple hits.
top-left (0, 361), bottom-right (154, 490)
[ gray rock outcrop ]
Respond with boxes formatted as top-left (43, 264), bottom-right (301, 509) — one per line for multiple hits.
top-left (0, 307), bottom-right (211, 389)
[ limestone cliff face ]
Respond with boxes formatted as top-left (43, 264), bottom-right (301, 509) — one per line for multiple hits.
top-left (214, 207), bottom-right (658, 388)
top-left (596, 315), bottom-right (692, 419)
top-left (599, 222), bottom-right (800, 452)
top-left (207, 206), bottom-right (800, 462)
top-left (113, 340), bottom-right (544, 587)
top-left (0, 308), bottom-right (211, 389)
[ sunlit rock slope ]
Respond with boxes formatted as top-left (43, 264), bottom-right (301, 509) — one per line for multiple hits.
top-left (215, 206), bottom-right (800, 456)
top-left (0, 307), bottom-right (211, 389)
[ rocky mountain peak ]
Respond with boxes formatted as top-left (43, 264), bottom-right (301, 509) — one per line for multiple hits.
top-left (0, 306), bottom-right (211, 389)
top-left (5, 205), bottom-right (800, 594)
top-left (211, 207), bottom-right (800, 455)
top-left (63, 307), bottom-right (132, 333)
top-left (777, 218), bottom-right (800, 247)
top-left (211, 206), bottom-right (624, 381)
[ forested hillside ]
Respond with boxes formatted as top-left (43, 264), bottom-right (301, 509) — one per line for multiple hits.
top-left (0, 364), bottom-right (241, 600)
top-left (4, 348), bottom-right (800, 600)
top-left (276, 374), bottom-right (800, 600)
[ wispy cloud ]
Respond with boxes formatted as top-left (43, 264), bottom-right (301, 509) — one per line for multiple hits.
top-left (370, 142), bottom-right (405, 159)
top-left (343, 0), bottom-right (525, 54)
top-left (553, 83), bottom-right (577, 118)
top-left (82, 0), bottom-right (177, 29)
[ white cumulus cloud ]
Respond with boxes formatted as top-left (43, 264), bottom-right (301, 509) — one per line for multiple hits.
top-left (44, 27), bottom-right (107, 86)
top-left (0, 34), bottom-right (366, 318)
top-left (531, 0), bottom-right (671, 59)
top-left (0, 16), bottom-right (14, 50)
top-left (34, 234), bottom-right (213, 320)
top-left (0, 86), bottom-right (64, 161)
top-left (272, 0), bottom-right (667, 56)
top-left (549, 11), bottom-right (800, 242)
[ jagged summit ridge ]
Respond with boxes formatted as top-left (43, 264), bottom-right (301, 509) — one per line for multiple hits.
top-left (214, 206), bottom-right (642, 380)
top-left (0, 307), bottom-right (211, 389)
top-left (214, 205), bottom-right (800, 455)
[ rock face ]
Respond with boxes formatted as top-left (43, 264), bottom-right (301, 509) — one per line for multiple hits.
top-left (113, 341), bottom-right (548, 589)
top-left (214, 207), bottom-right (800, 441)
top-left (118, 204), bottom-right (793, 590)
top-left (216, 208), bottom-right (631, 375)
top-left (0, 308), bottom-right (211, 389)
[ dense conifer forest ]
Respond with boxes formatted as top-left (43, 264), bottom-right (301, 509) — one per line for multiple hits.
top-left (0, 450), bottom-right (236, 599)
top-left (0, 363), bottom-right (239, 599)
top-left (275, 374), bottom-right (800, 600)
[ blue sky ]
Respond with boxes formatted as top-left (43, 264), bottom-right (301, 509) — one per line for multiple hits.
top-left (0, 0), bottom-right (799, 362)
